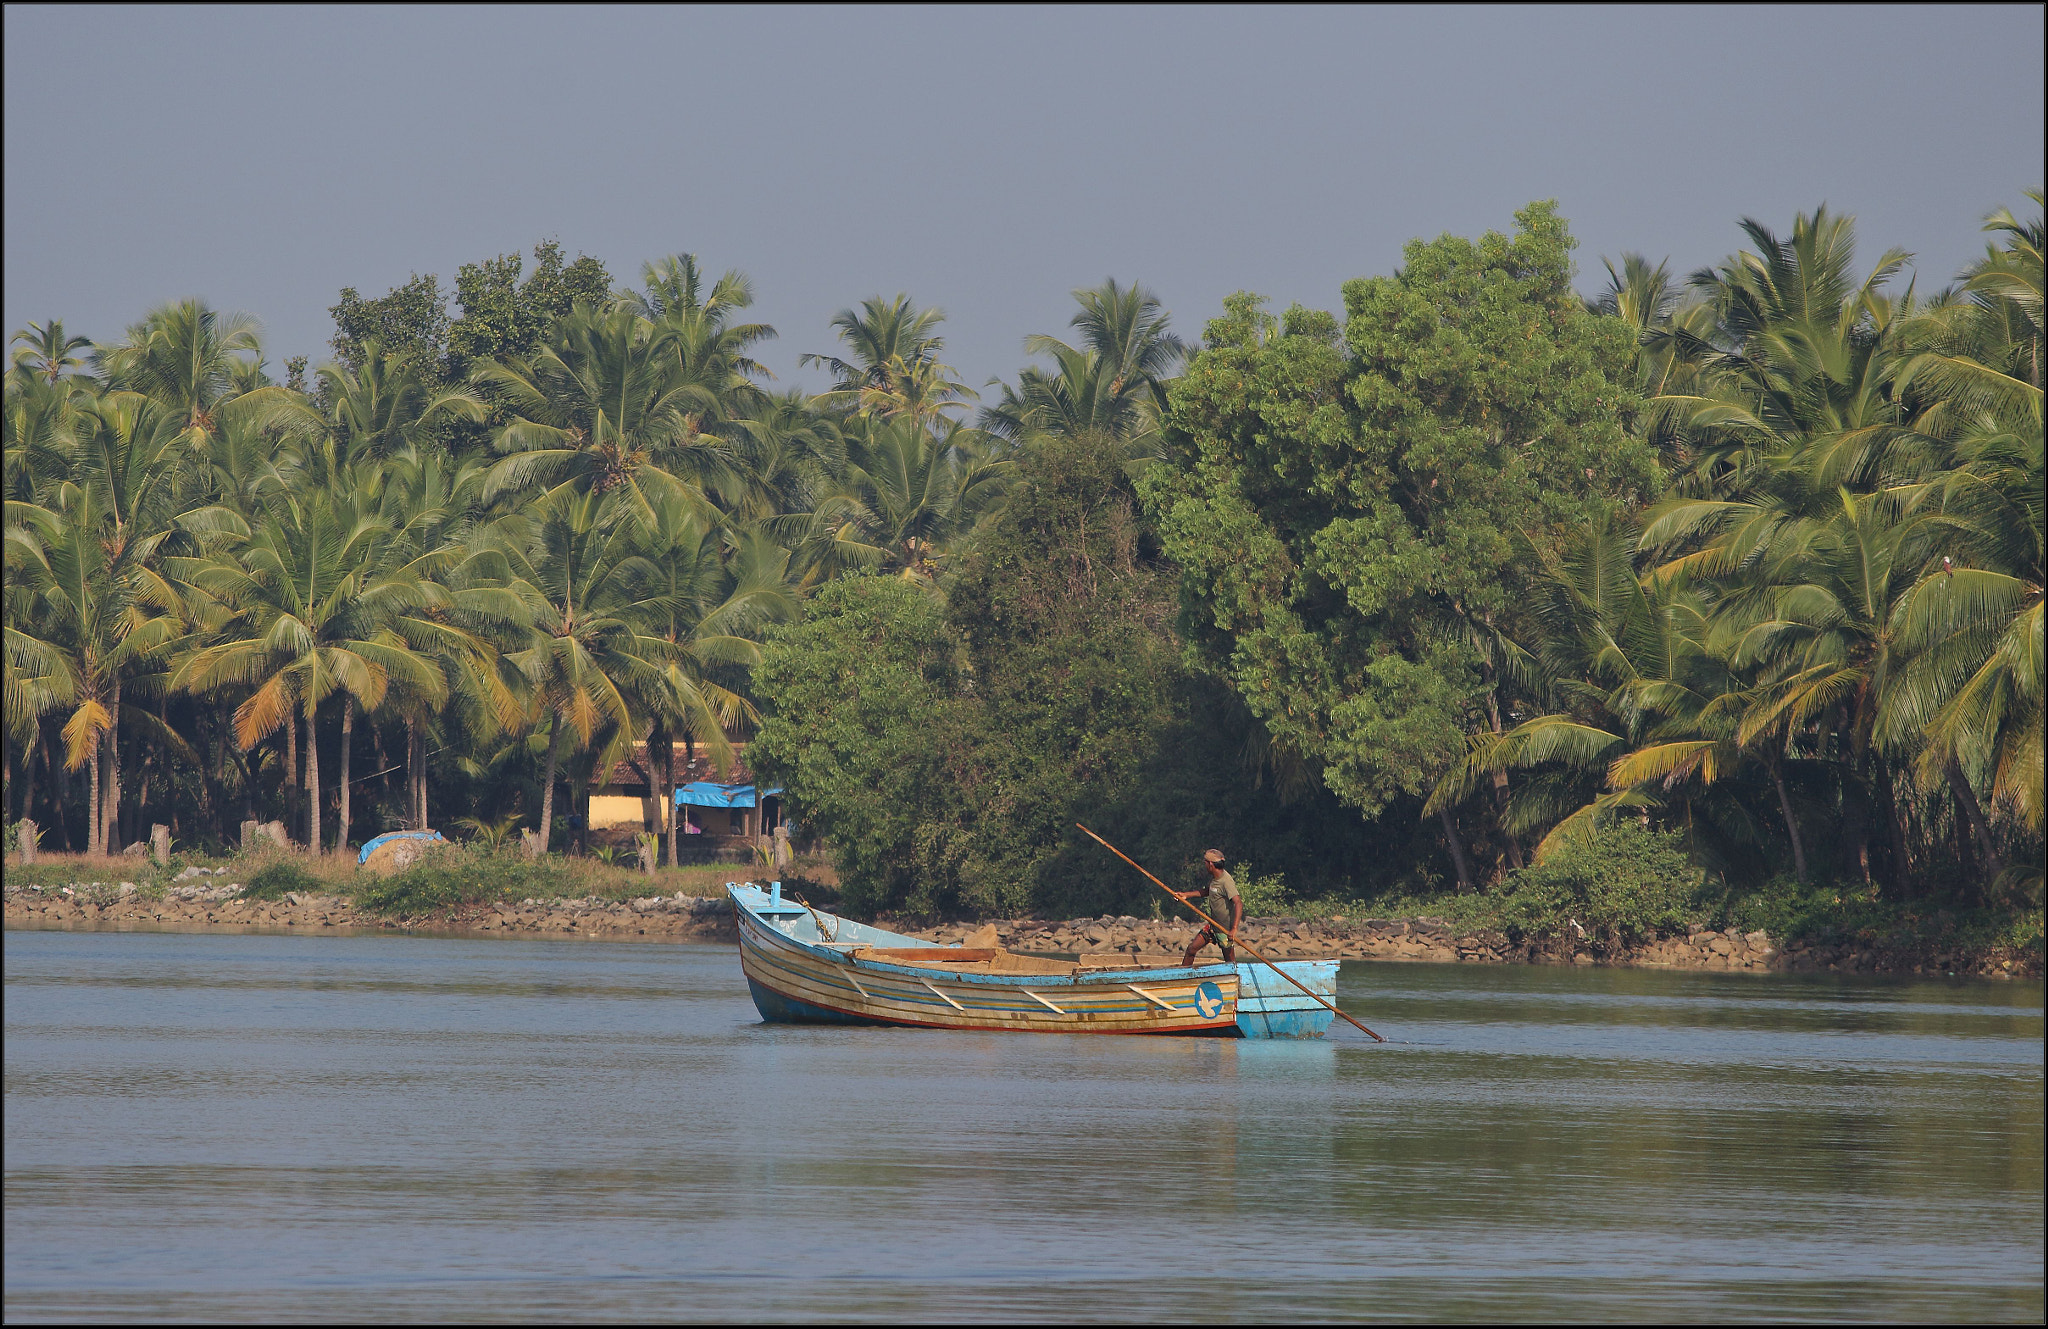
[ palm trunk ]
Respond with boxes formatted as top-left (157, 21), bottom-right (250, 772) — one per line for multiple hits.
top-left (304, 700), bottom-right (320, 855)
top-left (18, 730), bottom-right (35, 830)
top-left (1843, 764), bottom-right (1872, 887)
top-left (536, 711), bottom-right (565, 855)
top-left (657, 730), bottom-right (676, 868)
top-left (1438, 806), bottom-right (1476, 893)
top-left (338, 698), bottom-right (353, 854)
top-left (406, 716), bottom-right (421, 831)
top-left (1877, 756), bottom-right (1912, 894)
top-left (285, 709), bottom-right (299, 838)
top-left (682, 733), bottom-right (697, 858)
top-left (103, 680), bottom-right (122, 853)
top-left (87, 741), bottom-right (101, 857)
top-left (1483, 690), bottom-right (1524, 871)
top-left (53, 731), bottom-right (74, 851)
top-left (1945, 759), bottom-right (2005, 879)
top-left (416, 724), bottom-right (429, 830)
top-left (1772, 759), bottom-right (1808, 883)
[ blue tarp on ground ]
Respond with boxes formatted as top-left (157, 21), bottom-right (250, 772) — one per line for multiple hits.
top-left (673, 782), bottom-right (782, 809)
top-left (357, 829), bottom-right (446, 865)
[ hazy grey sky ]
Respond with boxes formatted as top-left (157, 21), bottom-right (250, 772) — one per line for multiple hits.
top-left (5, 5), bottom-right (2041, 395)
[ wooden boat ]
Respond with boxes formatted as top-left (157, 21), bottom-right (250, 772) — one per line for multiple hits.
top-left (729, 882), bottom-right (1338, 1039)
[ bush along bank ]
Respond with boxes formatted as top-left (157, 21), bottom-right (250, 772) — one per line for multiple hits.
top-left (6, 827), bottom-right (2037, 977)
top-left (7, 871), bottom-right (2038, 979)
top-left (908, 914), bottom-right (2038, 979)
top-left (4, 873), bottom-right (739, 940)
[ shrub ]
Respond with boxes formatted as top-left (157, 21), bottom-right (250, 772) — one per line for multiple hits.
top-left (1493, 823), bottom-right (1704, 939)
top-left (242, 859), bottom-right (327, 901)
top-left (1230, 864), bottom-right (1292, 918)
top-left (354, 843), bottom-right (568, 915)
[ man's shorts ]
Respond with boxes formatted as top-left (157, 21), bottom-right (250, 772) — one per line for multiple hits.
top-left (1194, 924), bottom-right (1232, 951)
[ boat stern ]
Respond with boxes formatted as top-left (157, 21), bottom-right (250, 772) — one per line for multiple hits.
top-left (1233, 960), bottom-right (1339, 1038)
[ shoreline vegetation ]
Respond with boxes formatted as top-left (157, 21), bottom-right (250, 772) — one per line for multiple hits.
top-left (4, 847), bottom-right (2037, 980)
top-left (6, 196), bottom-right (2043, 972)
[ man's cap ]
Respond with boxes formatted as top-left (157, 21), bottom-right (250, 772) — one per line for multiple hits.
top-left (1203, 849), bottom-right (1225, 863)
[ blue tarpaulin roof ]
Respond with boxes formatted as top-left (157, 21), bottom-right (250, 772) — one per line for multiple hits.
top-left (674, 781), bottom-right (782, 809)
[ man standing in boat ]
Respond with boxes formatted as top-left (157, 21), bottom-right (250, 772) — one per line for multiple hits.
top-left (1175, 850), bottom-right (1242, 966)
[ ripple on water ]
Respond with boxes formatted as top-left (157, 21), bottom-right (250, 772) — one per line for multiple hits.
top-left (5, 930), bottom-right (2041, 1323)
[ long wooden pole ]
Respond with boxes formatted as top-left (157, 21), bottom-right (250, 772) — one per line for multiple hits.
top-left (1076, 824), bottom-right (1384, 1042)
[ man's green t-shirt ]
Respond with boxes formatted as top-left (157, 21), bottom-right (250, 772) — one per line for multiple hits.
top-left (1201, 870), bottom-right (1240, 928)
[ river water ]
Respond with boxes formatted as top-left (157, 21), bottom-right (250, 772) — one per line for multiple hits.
top-left (4, 929), bottom-right (2041, 1323)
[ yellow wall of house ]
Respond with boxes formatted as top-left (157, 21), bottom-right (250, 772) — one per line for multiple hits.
top-left (588, 795), bottom-right (653, 829)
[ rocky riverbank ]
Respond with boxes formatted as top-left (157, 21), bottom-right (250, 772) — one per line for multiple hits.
top-left (4, 877), bottom-right (2035, 978)
top-left (927, 914), bottom-right (2036, 978)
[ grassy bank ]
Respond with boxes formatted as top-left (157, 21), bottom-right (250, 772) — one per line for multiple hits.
top-left (4, 844), bottom-right (820, 915)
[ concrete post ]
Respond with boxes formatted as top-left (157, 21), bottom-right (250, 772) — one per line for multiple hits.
top-left (151, 823), bottom-right (171, 863)
top-left (242, 819), bottom-right (260, 852)
top-left (16, 818), bottom-right (35, 865)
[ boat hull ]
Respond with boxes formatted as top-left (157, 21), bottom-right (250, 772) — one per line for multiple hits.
top-left (729, 885), bottom-right (1339, 1039)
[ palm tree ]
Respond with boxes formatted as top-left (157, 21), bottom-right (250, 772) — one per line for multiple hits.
top-left (625, 492), bottom-right (799, 863)
top-left (94, 300), bottom-right (269, 454)
top-left (4, 494), bottom-right (181, 853)
top-left (316, 340), bottom-right (483, 470)
top-left (11, 320), bottom-right (94, 385)
top-left (171, 467), bottom-right (445, 852)
top-left (1884, 193), bottom-right (2046, 857)
top-left (474, 302), bottom-right (735, 516)
top-left (1646, 207), bottom-right (1914, 503)
top-left (624, 255), bottom-right (779, 512)
top-left (801, 416), bottom-right (1011, 580)
top-left (801, 295), bottom-right (976, 428)
top-left (1588, 254), bottom-right (1718, 415)
top-left (983, 280), bottom-right (1184, 477)
top-left (500, 486), bottom-right (672, 854)
top-left (3, 357), bottom-right (96, 503)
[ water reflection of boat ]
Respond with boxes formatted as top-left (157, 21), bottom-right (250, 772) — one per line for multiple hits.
top-left (730, 883), bottom-right (1337, 1039)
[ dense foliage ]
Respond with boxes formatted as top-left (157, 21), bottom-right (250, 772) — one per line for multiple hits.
top-left (6, 196), bottom-right (2040, 939)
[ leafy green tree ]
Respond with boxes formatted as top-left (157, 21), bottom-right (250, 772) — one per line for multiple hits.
top-left (446, 241), bottom-right (612, 378)
top-left (935, 435), bottom-right (1189, 915)
top-left (328, 273), bottom-right (451, 377)
top-left (1147, 203), bottom-right (1654, 889)
top-left (748, 575), bottom-right (965, 915)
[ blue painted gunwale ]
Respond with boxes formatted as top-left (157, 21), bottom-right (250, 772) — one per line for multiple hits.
top-left (728, 884), bottom-right (1341, 1038)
